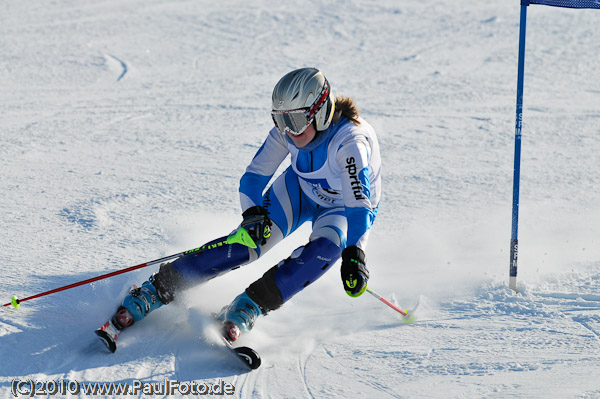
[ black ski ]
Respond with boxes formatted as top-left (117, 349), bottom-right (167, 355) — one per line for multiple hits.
top-left (94, 303), bottom-right (262, 370)
top-left (94, 316), bottom-right (261, 370)
top-left (220, 336), bottom-right (261, 370)
top-left (95, 319), bottom-right (120, 353)
top-left (95, 329), bottom-right (117, 353)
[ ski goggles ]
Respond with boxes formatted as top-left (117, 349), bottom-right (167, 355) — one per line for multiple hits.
top-left (271, 81), bottom-right (331, 136)
top-left (271, 108), bottom-right (313, 136)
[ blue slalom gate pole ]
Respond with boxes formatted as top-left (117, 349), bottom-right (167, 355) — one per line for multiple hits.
top-left (510, 1), bottom-right (529, 292)
top-left (509, 0), bottom-right (600, 292)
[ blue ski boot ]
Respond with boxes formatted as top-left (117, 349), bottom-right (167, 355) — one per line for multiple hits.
top-left (217, 292), bottom-right (263, 342)
top-left (120, 281), bottom-right (164, 325)
top-left (96, 282), bottom-right (163, 353)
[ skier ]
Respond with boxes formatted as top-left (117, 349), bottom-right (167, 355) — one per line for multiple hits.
top-left (98, 67), bottom-right (381, 348)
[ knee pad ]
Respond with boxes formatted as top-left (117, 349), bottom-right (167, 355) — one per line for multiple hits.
top-left (150, 262), bottom-right (188, 304)
top-left (245, 237), bottom-right (341, 312)
top-left (245, 265), bottom-right (283, 313)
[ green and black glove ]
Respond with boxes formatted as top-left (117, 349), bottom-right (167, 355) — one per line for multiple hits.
top-left (340, 245), bottom-right (369, 297)
top-left (240, 206), bottom-right (272, 246)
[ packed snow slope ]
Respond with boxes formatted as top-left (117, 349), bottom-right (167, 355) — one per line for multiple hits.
top-left (1, 1), bottom-right (599, 398)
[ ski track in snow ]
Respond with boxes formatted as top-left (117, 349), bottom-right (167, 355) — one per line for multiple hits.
top-left (298, 345), bottom-right (316, 399)
top-left (1, 0), bottom-right (600, 398)
top-left (104, 54), bottom-right (128, 82)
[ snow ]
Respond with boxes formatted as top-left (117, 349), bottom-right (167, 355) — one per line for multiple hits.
top-left (1, 0), bottom-right (599, 397)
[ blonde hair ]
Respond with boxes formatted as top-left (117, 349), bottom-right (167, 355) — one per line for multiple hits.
top-left (332, 96), bottom-right (360, 125)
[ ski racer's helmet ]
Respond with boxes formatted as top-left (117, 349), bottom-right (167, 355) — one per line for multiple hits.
top-left (271, 67), bottom-right (335, 135)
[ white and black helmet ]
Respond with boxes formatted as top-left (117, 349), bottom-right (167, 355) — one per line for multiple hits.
top-left (271, 67), bottom-right (335, 135)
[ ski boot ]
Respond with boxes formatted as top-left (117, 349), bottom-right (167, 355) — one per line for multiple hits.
top-left (95, 281), bottom-right (164, 352)
top-left (216, 292), bottom-right (263, 343)
top-left (120, 280), bottom-right (164, 323)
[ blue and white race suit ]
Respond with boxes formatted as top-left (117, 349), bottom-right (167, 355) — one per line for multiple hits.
top-left (173, 116), bottom-right (381, 305)
top-left (240, 116), bottom-right (381, 253)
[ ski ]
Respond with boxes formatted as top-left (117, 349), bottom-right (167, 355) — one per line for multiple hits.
top-left (214, 318), bottom-right (261, 370)
top-left (94, 306), bottom-right (133, 353)
top-left (94, 312), bottom-right (261, 370)
top-left (95, 319), bottom-right (120, 353)
top-left (220, 336), bottom-right (261, 370)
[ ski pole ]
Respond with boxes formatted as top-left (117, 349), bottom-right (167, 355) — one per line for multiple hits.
top-left (366, 287), bottom-right (407, 315)
top-left (3, 227), bottom-right (256, 309)
top-left (366, 287), bottom-right (414, 324)
top-left (366, 287), bottom-right (415, 323)
top-left (3, 251), bottom-right (184, 309)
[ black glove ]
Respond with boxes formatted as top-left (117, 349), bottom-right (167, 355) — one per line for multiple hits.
top-left (241, 206), bottom-right (272, 246)
top-left (340, 245), bottom-right (369, 297)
